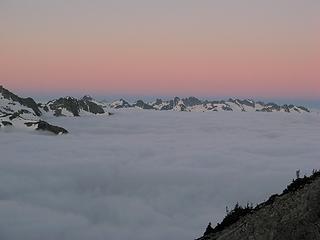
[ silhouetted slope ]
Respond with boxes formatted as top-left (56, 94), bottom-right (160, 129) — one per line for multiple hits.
top-left (197, 172), bottom-right (320, 240)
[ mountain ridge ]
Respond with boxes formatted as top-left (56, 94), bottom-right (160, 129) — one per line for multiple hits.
top-left (0, 86), bottom-right (109, 134)
top-left (196, 171), bottom-right (320, 240)
top-left (107, 96), bottom-right (311, 113)
top-left (0, 86), bottom-right (313, 134)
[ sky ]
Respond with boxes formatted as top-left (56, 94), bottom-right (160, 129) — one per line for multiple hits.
top-left (0, 0), bottom-right (319, 100)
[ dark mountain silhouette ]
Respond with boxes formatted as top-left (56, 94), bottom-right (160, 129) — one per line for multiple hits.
top-left (196, 170), bottom-right (320, 240)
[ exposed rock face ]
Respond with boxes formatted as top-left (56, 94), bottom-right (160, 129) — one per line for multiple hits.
top-left (182, 97), bottom-right (202, 107)
top-left (25, 121), bottom-right (68, 135)
top-left (0, 85), bottom-right (42, 116)
top-left (197, 173), bottom-right (320, 240)
top-left (1, 121), bottom-right (13, 126)
top-left (0, 86), bottom-right (113, 134)
top-left (45, 96), bottom-right (105, 116)
top-left (47, 97), bottom-right (80, 116)
top-left (0, 86), bottom-right (46, 131)
top-left (134, 100), bottom-right (154, 110)
top-left (297, 106), bottom-right (310, 113)
top-left (173, 101), bottom-right (187, 112)
top-left (82, 95), bottom-right (93, 101)
top-left (221, 105), bottom-right (233, 111)
top-left (110, 99), bottom-right (132, 109)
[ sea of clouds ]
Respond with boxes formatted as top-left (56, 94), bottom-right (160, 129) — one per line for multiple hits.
top-left (1, 110), bottom-right (320, 240)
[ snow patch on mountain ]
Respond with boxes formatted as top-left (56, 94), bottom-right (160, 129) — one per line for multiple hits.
top-left (108, 96), bottom-right (311, 113)
top-left (0, 86), bottom-right (110, 134)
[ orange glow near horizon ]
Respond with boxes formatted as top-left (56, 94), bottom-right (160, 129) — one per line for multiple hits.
top-left (1, 1), bottom-right (319, 98)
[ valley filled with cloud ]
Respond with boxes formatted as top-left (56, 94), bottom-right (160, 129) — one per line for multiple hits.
top-left (1, 110), bottom-right (320, 240)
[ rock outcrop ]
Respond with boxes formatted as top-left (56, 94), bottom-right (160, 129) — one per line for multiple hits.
top-left (1, 86), bottom-right (66, 133)
top-left (0, 85), bottom-right (42, 116)
top-left (44, 96), bottom-right (105, 117)
top-left (0, 86), bottom-right (111, 134)
top-left (25, 121), bottom-right (68, 135)
top-left (109, 99), bottom-right (132, 109)
top-left (196, 171), bottom-right (320, 240)
top-left (134, 100), bottom-right (155, 110)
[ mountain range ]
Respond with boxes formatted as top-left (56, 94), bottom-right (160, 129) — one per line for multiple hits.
top-left (0, 86), bottom-right (312, 134)
top-left (108, 97), bottom-right (310, 113)
top-left (0, 86), bottom-right (109, 134)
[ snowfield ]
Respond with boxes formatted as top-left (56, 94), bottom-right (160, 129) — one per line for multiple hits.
top-left (1, 110), bottom-right (320, 240)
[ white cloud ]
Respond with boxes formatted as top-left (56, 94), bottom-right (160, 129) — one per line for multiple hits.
top-left (0, 110), bottom-right (320, 240)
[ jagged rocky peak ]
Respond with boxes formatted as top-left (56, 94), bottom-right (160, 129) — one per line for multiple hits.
top-left (181, 96), bottom-right (202, 106)
top-left (173, 96), bottom-right (180, 106)
top-left (0, 86), bottom-right (69, 134)
top-left (0, 85), bottom-right (42, 116)
top-left (82, 95), bottom-right (93, 101)
top-left (0, 86), bottom-right (115, 134)
top-left (135, 100), bottom-right (154, 109)
top-left (154, 98), bottom-right (163, 105)
top-left (80, 96), bottom-right (105, 114)
top-left (197, 171), bottom-right (320, 240)
top-left (255, 102), bottom-right (309, 113)
top-left (45, 96), bottom-right (105, 117)
top-left (110, 98), bottom-right (132, 109)
top-left (238, 99), bottom-right (255, 108)
top-left (173, 101), bottom-right (187, 111)
top-left (297, 105), bottom-right (310, 113)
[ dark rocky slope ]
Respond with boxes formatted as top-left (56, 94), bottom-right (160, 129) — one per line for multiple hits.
top-left (25, 121), bottom-right (68, 135)
top-left (0, 85), bottom-right (42, 116)
top-left (197, 171), bottom-right (320, 240)
top-left (44, 96), bottom-right (105, 116)
top-left (1, 86), bottom-right (111, 134)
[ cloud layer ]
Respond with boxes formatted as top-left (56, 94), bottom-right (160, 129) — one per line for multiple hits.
top-left (1, 110), bottom-right (320, 240)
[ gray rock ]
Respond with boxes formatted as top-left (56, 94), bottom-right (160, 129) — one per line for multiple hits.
top-left (82, 97), bottom-right (105, 114)
top-left (47, 96), bottom-right (105, 116)
top-left (174, 97), bottom-right (180, 106)
top-left (25, 121), bottom-right (68, 135)
top-left (112, 99), bottom-right (132, 109)
top-left (135, 100), bottom-right (154, 109)
top-left (154, 99), bottom-right (163, 105)
top-left (222, 105), bottom-right (233, 111)
top-left (0, 85), bottom-right (42, 116)
top-left (1, 121), bottom-right (13, 126)
top-left (297, 106), bottom-right (310, 113)
top-left (196, 174), bottom-right (320, 240)
top-left (238, 99), bottom-right (255, 108)
top-left (182, 97), bottom-right (202, 107)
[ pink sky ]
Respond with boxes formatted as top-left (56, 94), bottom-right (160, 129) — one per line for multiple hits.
top-left (1, 1), bottom-right (319, 98)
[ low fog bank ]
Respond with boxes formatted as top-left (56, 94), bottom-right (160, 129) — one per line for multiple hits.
top-left (1, 111), bottom-right (320, 240)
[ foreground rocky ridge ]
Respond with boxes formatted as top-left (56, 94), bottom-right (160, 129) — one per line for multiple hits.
top-left (0, 86), bottom-right (108, 134)
top-left (197, 171), bottom-right (320, 240)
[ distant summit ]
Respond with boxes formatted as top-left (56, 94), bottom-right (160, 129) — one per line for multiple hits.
top-left (108, 96), bottom-right (310, 113)
top-left (0, 86), bottom-right (312, 134)
top-left (42, 96), bottom-right (105, 117)
top-left (109, 99), bottom-right (132, 109)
